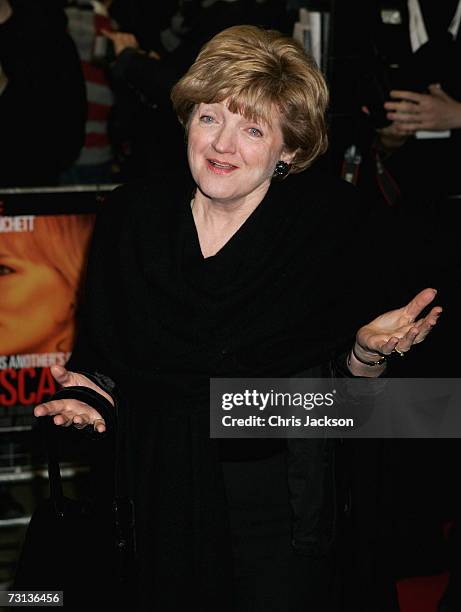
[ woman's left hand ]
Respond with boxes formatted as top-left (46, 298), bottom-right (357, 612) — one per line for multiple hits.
top-left (354, 287), bottom-right (442, 363)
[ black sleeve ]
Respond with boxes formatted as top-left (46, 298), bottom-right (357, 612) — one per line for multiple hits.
top-left (65, 184), bottom-right (136, 397)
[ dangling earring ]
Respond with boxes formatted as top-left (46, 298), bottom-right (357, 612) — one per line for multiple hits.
top-left (273, 160), bottom-right (290, 179)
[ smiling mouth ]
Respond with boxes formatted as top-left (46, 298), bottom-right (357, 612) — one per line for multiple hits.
top-left (207, 159), bottom-right (238, 173)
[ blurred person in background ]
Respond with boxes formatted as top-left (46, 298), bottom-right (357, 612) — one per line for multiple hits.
top-left (61, 0), bottom-right (116, 185)
top-left (0, 0), bottom-right (86, 187)
top-left (360, 0), bottom-right (461, 213)
top-left (350, 3), bottom-right (461, 611)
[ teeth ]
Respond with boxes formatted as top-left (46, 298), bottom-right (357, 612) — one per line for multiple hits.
top-left (210, 161), bottom-right (233, 168)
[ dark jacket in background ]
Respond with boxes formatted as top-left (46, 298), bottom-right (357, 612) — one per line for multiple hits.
top-left (0, 0), bottom-right (86, 187)
top-left (358, 0), bottom-right (461, 199)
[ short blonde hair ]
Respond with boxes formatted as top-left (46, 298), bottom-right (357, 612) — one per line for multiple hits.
top-left (171, 25), bottom-right (329, 174)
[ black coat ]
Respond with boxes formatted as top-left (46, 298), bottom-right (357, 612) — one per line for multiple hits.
top-left (67, 167), bottom-right (391, 610)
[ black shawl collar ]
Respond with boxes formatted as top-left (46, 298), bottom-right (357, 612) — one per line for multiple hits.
top-left (77, 167), bottom-right (372, 384)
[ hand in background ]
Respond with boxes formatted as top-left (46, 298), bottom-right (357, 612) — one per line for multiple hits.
top-left (384, 85), bottom-right (461, 132)
top-left (102, 29), bottom-right (140, 56)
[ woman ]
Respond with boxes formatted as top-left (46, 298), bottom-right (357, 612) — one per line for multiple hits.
top-left (0, 214), bottom-right (95, 356)
top-left (33, 26), bottom-right (441, 611)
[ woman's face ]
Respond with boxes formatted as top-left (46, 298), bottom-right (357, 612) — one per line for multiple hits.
top-left (187, 99), bottom-right (293, 208)
top-left (0, 252), bottom-right (75, 355)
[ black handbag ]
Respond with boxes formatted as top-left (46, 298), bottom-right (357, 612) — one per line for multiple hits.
top-left (13, 386), bottom-right (136, 610)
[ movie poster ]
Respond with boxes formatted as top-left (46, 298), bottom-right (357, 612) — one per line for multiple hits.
top-left (0, 188), bottom-right (111, 414)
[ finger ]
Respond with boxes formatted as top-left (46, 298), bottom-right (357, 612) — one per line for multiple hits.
top-left (53, 414), bottom-right (71, 427)
top-left (93, 418), bottom-right (106, 433)
top-left (425, 305), bottom-right (443, 321)
top-left (404, 288), bottom-right (438, 321)
top-left (410, 318), bottom-right (426, 331)
top-left (413, 309), bottom-right (442, 343)
top-left (428, 83), bottom-right (451, 100)
top-left (34, 399), bottom-right (69, 417)
top-left (413, 324), bottom-right (434, 344)
top-left (412, 321), bottom-right (435, 344)
top-left (385, 102), bottom-right (422, 116)
top-left (394, 121), bottom-right (430, 131)
top-left (395, 326), bottom-right (420, 352)
top-left (385, 101), bottom-right (420, 113)
top-left (379, 336), bottom-right (400, 355)
top-left (35, 399), bottom-right (94, 419)
top-left (386, 112), bottom-right (423, 123)
top-left (388, 107), bottom-right (437, 122)
top-left (390, 90), bottom-right (426, 103)
top-left (410, 303), bottom-right (443, 327)
top-left (72, 414), bottom-right (91, 429)
top-left (395, 307), bottom-right (442, 348)
top-left (50, 365), bottom-right (72, 386)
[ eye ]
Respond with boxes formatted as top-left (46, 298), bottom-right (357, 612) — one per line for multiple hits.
top-left (248, 127), bottom-right (263, 137)
top-left (199, 115), bottom-right (215, 124)
top-left (0, 264), bottom-right (15, 276)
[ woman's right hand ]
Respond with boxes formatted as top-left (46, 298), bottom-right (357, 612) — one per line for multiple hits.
top-left (34, 366), bottom-right (114, 433)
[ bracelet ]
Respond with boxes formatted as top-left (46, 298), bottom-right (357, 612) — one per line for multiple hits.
top-left (348, 345), bottom-right (387, 367)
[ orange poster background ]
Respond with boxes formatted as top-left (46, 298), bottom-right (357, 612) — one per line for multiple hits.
top-left (0, 213), bottom-right (96, 407)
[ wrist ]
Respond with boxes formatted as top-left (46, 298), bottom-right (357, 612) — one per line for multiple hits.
top-left (347, 344), bottom-right (387, 377)
top-left (352, 343), bottom-right (386, 365)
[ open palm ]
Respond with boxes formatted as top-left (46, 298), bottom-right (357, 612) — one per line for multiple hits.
top-left (355, 288), bottom-right (442, 360)
top-left (34, 366), bottom-right (114, 432)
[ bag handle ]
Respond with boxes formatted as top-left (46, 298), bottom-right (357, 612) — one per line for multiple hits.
top-left (40, 385), bottom-right (135, 580)
top-left (41, 385), bottom-right (116, 515)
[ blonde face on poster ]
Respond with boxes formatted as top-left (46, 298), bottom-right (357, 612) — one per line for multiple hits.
top-left (0, 215), bottom-right (94, 356)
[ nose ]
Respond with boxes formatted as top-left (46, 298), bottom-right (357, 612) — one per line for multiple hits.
top-left (212, 123), bottom-right (237, 154)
